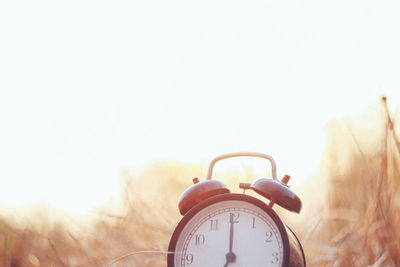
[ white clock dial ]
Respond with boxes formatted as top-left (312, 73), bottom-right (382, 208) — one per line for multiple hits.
top-left (171, 197), bottom-right (286, 267)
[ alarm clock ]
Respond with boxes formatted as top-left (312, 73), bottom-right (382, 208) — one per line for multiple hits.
top-left (168, 152), bottom-right (306, 267)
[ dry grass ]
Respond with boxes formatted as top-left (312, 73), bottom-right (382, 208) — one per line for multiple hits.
top-left (0, 162), bottom-right (200, 267)
top-left (1, 97), bottom-right (399, 266)
top-left (299, 97), bottom-right (400, 267)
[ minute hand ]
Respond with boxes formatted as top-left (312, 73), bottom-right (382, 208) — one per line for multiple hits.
top-left (229, 213), bottom-right (234, 253)
top-left (223, 213), bottom-right (236, 267)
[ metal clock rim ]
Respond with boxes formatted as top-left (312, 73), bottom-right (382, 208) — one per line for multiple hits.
top-left (168, 193), bottom-right (290, 267)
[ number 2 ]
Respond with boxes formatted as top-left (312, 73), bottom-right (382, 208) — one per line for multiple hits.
top-left (265, 231), bottom-right (272, 243)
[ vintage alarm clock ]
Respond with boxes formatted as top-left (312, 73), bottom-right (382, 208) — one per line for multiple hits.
top-left (168, 152), bottom-right (305, 267)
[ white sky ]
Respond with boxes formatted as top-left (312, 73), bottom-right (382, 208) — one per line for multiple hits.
top-left (1, 0), bottom-right (400, 214)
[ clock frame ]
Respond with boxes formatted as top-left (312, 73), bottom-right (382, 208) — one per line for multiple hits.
top-left (168, 193), bottom-right (298, 267)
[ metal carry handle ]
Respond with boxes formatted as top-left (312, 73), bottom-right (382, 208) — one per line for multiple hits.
top-left (206, 152), bottom-right (277, 181)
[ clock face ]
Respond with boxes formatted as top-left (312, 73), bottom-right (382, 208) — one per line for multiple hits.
top-left (168, 194), bottom-right (289, 267)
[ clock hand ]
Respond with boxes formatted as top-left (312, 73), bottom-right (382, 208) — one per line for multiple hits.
top-left (223, 213), bottom-right (236, 267)
top-left (229, 213), bottom-right (234, 254)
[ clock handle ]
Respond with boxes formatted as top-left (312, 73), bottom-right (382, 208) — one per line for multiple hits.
top-left (206, 152), bottom-right (278, 181)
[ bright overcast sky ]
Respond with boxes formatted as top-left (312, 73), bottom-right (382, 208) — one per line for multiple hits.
top-left (1, 0), bottom-right (400, 214)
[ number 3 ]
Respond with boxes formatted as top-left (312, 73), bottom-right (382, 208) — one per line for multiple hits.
top-left (271, 252), bottom-right (278, 264)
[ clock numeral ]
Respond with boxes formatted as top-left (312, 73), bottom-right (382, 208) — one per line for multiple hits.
top-left (265, 231), bottom-right (273, 243)
top-left (210, 219), bottom-right (218, 231)
top-left (271, 252), bottom-right (279, 264)
top-left (252, 217), bottom-right (256, 228)
top-left (185, 254), bottom-right (194, 265)
top-left (195, 234), bottom-right (205, 246)
top-left (230, 212), bottom-right (240, 223)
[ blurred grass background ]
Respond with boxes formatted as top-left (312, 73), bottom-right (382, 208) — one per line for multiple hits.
top-left (298, 97), bottom-right (400, 266)
top-left (1, 97), bottom-right (399, 267)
